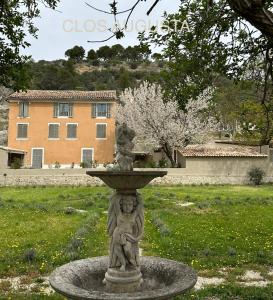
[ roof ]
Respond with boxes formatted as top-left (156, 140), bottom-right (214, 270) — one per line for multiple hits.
top-left (0, 146), bottom-right (27, 154)
top-left (179, 145), bottom-right (268, 158)
top-left (8, 90), bottom-right (117, 102)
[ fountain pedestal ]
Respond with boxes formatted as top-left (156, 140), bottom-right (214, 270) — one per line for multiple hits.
top-left (86, 171), bottom-right (166, 294)
top-left (104, 267), bottom-right (143, 293)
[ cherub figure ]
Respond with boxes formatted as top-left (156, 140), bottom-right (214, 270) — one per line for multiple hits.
top-left (116, 123), bottom-right (136, 171)
top-left (108, 193), bottom-right (144, 271)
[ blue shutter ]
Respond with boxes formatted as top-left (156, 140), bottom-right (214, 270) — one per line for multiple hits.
top-left (53, 103), bottom-right (59, 118)
top-left (68, 103), bottom-right (73, 118)
top-left (91, 103), bottom-right (97, 118)
top-left (106, 103), bottom-right (112, 118)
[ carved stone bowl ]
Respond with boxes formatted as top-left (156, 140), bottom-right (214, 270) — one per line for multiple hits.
top-left (86, 170), bottom-right (167, 190)
top-left (49, 256), bottom-right (197, 300)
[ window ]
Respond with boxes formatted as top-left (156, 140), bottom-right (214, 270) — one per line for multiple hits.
top-left (19, 102), bottom-right (29, 118)
top-left (96, 124), bottom-right (106, 139)
top-left (67, 123), bottom-right (77, 139)
top-left (48, 124), bottom-right (59, 139)
top-left (92, 103), bottom-right (112, 118)
top-left (53, 102), bottom-right (73, 117)
top-left (17, 124), bottom-right (28, 139)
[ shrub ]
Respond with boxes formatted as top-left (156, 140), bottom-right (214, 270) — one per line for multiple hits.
top-left (92, 160), bottom-right (98, 168)
top-left (92, 59), bottom-right (100, 66)
top-left (80, 162), bottom-right (87, 168)
top-left (130, 61), bottom-right (138, 69)
top-left (54, 161), bottom-right (61, 169)
top-left (248, 167), bottom-right (265, 185)
top-left (10, 158), bottom-right (22, 169)
top-left (157, 158), bottom-right (168, 168)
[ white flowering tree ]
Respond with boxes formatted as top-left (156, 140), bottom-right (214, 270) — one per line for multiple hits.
top-left (117, 81), bottom-right (218, 167)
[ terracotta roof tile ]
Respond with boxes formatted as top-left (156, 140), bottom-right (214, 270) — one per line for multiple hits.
top-left (8, 90), bottom-right (117, 101)
top-left (179, 145), bottom-right (267, 158)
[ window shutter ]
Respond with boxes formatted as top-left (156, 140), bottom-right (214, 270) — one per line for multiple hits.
top-left (67, 124), bottom-right (77, 138)
top-left (106, 103), bottom-right (112, 118)
top-left (17, 124), bottom-right (28, 138)
top-left (68, 103), bottom-right (73, 118)
top-left (96, 124), bottom-right (106, 138)
top-left (25, 102), bottom-right (29, 117)
top-left (19, 102), bottom-right (23, 117)
top-left (91, 103), bottom-right (97, 118)
top-left (53, 103), bottom-right (59, 118)
top-left (48, 124), bottom-right (59, 139)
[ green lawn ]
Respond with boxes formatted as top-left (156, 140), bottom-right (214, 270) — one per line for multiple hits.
top-left (0, 185), bottom-right (273, 299)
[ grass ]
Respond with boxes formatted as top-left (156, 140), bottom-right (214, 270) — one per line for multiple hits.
top-left (0, 185), bottom-right (273, 299)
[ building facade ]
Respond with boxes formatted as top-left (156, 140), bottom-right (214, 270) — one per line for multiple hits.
top-left (7, 90), bottom-right (117, 168)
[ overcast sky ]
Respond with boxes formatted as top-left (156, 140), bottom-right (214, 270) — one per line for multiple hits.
top-left (23, 0), bottom-right (181, 61)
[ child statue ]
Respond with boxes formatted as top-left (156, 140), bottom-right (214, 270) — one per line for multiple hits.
top-left (116, 123), bottom-right (136, 171)
top-left (108, 193), bottom-right (144, 271)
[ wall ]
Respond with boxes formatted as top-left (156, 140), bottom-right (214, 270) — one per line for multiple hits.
top-left (7, 101), bottom-right (116, 166)
top-left (0, 149), bottom-right (8, 168)
top-left (0, 165), bottom-right (272, 186)
top-left (183, 157), bottom-right (273, 177)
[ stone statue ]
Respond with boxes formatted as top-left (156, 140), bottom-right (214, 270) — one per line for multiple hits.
top-left (116, 123), bottom-right (136, 171)
top-left (108, 192), bottom-right (144, 271)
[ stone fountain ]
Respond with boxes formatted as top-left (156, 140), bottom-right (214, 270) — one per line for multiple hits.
top-left (50, 123), bottom-right (197, 299)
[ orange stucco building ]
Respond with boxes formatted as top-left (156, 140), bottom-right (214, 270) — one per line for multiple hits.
top-left (7, 90), bottom-right (117, 168)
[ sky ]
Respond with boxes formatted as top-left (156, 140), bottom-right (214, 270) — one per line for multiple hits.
top-left (23, 0), bottom-right (181, 61)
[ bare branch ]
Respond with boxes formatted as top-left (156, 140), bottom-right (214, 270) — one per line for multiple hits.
top-left (88, 33), bottom-right (116, 43)
top-left (85, 1), bottom-right (136, 15)
top-left (147, 0), bottom-right (160, 16)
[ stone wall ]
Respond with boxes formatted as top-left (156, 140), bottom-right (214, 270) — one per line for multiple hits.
top-left (0, 168), bottom-right (272, 186)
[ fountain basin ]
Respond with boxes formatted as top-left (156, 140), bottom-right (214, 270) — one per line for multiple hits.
top-left (49, 256), bottom-right (197, 300)
top-left (86, 170), bottom-right (167, 190)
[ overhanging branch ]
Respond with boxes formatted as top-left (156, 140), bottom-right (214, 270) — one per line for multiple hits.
top-left (227, 0), bottom-right (273, 41)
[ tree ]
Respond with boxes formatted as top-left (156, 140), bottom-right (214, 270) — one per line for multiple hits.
top-left (31, 61), bottom-right (80, 90)
top-left (0, 0), bottom-right (59, 90)
top-left (117, 81), bottom-right (218, 167)
top-left (97, 45), bottom-right (113, 60)
top-left (0, 86), bottom-right (12, 103)
top-left (87, 49), bottom-right (97, 61)
top-left (111, 44), bottom-right (125, 59)
top-left (65, 46), bottom-right (86, 62)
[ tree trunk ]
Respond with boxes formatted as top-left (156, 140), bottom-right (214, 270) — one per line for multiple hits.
top-left (162, 143), bottom-right (176, 168)
top-left (227, 0), bottom-right (273, 41)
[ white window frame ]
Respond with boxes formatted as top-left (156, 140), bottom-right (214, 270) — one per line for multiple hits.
top-left (81, 148), bottom-right (94, 163)
top-left (95, 103), bottom-right (108, 119)
top-left (96, 123), bottom-right (107, 140)
top-left (31, 148), bottom-right (45, 168)
top-left (48, 123), bottom-right (60, 140)
top-left (66, 123), bottom-right (78, 140)
top-left (17, 101), bottom-right (30, 119)
top-left (16, 123), bottom-right (29, 140)
top-left (58, 102), bottom-right (70, 118)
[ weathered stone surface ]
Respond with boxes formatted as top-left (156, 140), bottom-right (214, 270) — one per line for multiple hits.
top-left (49, 256), bottom-right (197, 300)
top-left (0, 169), bottom-right (272, 186)
top-left (86, 171), bottom-right (167, 190)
